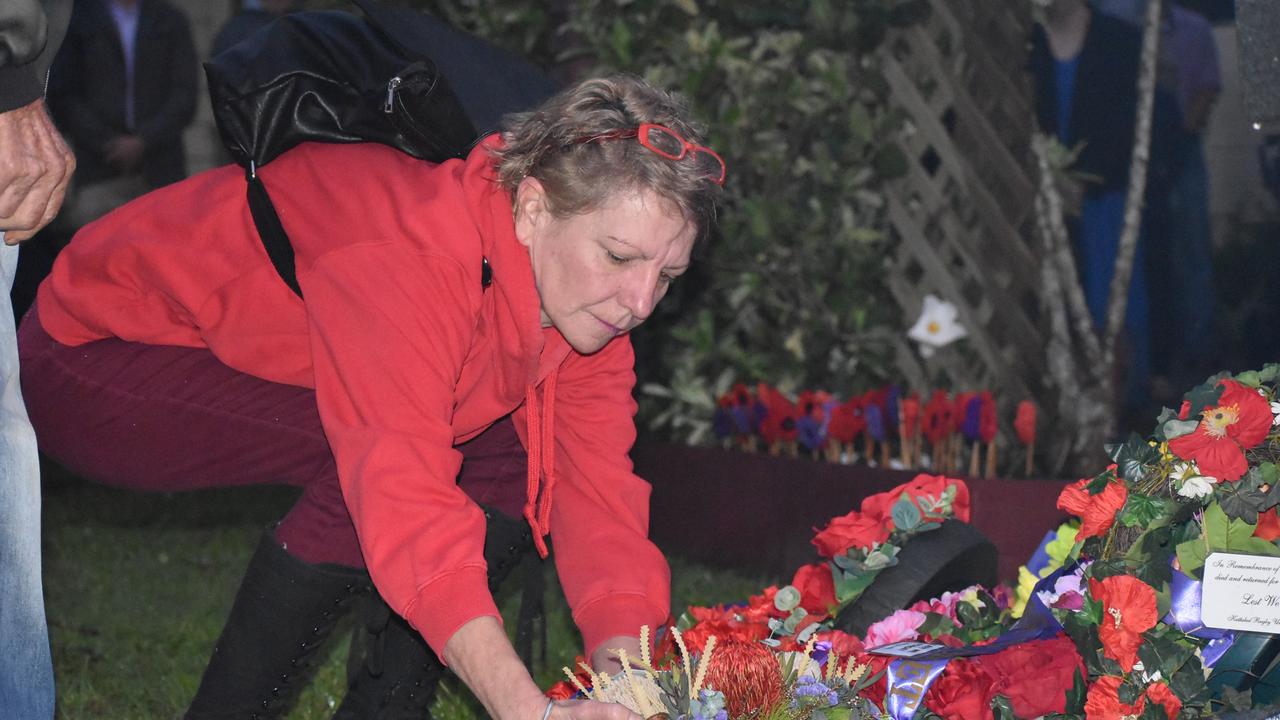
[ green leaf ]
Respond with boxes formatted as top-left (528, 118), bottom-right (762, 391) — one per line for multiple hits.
top-left (1236, 370), bottom-right (1263, 387)
top-left (1260, 364), bottom-right (1280, 384)
top-left (1219, 488), bottom-right (1266, 524)
top-left (1176, 537), bottom-right (1207, 577)
top-left (774, 585), bottom-right (801, 612)
top-left (871, 142), bottom-right (908, 179)
top-left (990, 695), bottom-right (1017, 720)
top-left (1204, 502), bottom-right (1230, 549)
top-left (890, 495), bottom-right (922, 531)
top-left (1119, 494), bottom-right (1171, 528)
top-left (835, 570), bottom-right (877, 604)
top-left (1184, 379), bottom-right (1226, 419)
top-left (1161, 418), bottom-right (1200, 441)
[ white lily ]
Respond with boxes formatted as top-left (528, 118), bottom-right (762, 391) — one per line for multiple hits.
top-left (908, 295), bottom-right (967, 358)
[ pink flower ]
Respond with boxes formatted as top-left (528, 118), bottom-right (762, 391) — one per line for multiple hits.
top-left (909, 589), bottom-right (964, 622)
top-left (864, 609), bottom-right (928, 649)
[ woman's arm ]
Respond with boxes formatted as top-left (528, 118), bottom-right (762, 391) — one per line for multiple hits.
top-left (445, 617), bottom-right (641, 720)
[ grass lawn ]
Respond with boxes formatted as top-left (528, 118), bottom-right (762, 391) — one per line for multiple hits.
top-left (41, 458), bottom-right (773, 719)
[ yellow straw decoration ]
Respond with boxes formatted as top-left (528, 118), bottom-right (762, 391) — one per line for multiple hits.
top-left (690, 636), bottom-right (716, 697)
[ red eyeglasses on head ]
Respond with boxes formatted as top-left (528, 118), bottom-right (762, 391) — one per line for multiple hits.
top-left (573, 122), bottom-right (726, 186)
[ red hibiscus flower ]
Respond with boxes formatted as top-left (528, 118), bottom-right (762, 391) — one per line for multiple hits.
top-left (1057, 474), bottom-right (1128, 539)
top-left (1169, 379), bottom-right (1273, 481)
top-left (1144, 682), bottom-right (1182, 719)
top-left (1089, 575), bottom-right (1158, 672)
top-left (862, 474), bottom-right (972, 525)
top-left (1014, 401), bottom-right (1037, 446)
top-left (791, 562), bottom-right (837, 619)
top-left (1084, 676), bottom-right (1144, 719)
top-left (976, 635), bottom-right (1083, 718)
top-left (812, 509), bottom-right (891, 558)
top-left (1257, 508), bottom-right (1280, 541)
top-left (924, 659), bottom-right (996, 720)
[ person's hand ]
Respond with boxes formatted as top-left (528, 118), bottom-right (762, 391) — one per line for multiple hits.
top-left (0, 98), bottom-right (75, 244)
top-left (591, 635), bottom-right (645, 676)
top-left (104, 134), bottom-right (145, 172)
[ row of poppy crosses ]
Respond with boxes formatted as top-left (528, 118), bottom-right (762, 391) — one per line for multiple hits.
top-left (712, 384), bottom-right (1038, 478)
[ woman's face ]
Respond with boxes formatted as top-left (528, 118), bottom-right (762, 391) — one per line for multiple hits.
top-left (514, 177), bottom-right (696, 355)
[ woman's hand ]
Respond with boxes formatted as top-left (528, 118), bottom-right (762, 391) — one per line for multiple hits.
top-left (443, 617), bottom-right (644, 720)
top-left (590, 635), bottom-right (645, 675)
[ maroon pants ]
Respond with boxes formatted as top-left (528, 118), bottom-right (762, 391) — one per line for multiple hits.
top-left (16, 306), bottom-right (527, 569)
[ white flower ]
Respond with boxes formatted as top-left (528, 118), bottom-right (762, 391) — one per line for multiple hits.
top-left (908, 295), bottom-right (967, 358)
top-left (1270, 400), bottom-right (1280, 427)
top-left (1172, 461), bottom-right (1217, 499)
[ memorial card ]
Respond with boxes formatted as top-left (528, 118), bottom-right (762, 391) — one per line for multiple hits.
top-left (1202, 552), bottom-right (1280, 632)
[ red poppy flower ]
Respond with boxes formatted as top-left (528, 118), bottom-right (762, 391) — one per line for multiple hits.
top-left (1089, 575), bottom-right (1158, 672)
top-left (790, 562), bottom-right (837, 619)
top-left (1057, 476), bottom-right (1128, 538)
top-left (923, 390), bottom-right (954, 444)
top-left (901, 394), bottom-right (920, 437)
top-left (827, 397), bottom-right (865, 444)
top-left (1084, 676), bottom-right (1144, 719)
top-left (977, 391), bottom-right (997, 443)
top-left (1014, 401), bottom-right (1037, 446)
top-left (757, 384), bottom-right (799, 444)
top-left (812, 509), bottom-right (890, 558)
top-left (742, 586), bottom-right (788, 623)
top-left (1169, 379), bottom-right (1273, 481)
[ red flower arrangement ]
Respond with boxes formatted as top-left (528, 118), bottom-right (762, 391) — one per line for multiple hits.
top-left (975, 635), bottom-right (1084, 718)
top-left (1168, 378), bottom-right (1272, 481)
top-left (811, 508), bottom-right (891, 559)
top-left (790, 562), bottom-right (837, 619)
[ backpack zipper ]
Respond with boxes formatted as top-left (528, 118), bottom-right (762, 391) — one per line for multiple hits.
top-left (384, 76), bottom-right (403, 114)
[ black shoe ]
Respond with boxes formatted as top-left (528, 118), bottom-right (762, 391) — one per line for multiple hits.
top-left (185, 528), bottom-right (370, 720)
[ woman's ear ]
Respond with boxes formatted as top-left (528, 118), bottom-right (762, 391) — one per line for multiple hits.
top-left (513, 177), bottom-right (548, 249)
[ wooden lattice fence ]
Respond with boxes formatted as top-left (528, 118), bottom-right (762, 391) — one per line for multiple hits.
top-left (880, 0), bottom-right (1058, 472)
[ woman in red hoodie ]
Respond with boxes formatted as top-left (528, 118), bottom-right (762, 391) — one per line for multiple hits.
top-left (18, 74), bottom-right (724, 719)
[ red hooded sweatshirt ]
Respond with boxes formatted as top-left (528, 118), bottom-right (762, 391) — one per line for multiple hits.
top-left (36, 137), bottom-right (672, 657)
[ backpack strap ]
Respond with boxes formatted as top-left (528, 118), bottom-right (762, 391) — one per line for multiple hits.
top-left (245, 169), bottom-right (491, 297)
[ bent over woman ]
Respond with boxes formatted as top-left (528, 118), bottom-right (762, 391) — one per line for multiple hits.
top-left (18, 74), bottom-right (725, 720)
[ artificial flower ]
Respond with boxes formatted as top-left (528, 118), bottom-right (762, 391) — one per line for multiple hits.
top-left (978, 391), bottom-right (998, 443)
top-left (1089, 575), bottom-right (1158, 672)
top-left (1083, 675), bottom-right (1144, 719)
top-left (1014, 400), bottom-right (1037, 446)
top-left (1011, 565), bottom-right (1038, 618)
top-left (923, 659), bottom-right (996, 720)
top-left (1171, 461), bottom-right (1216, 500)
top-left (908, 294), bottom-right (968, 357)
top-left (790, 563), bottom-right (837, 619)
top-left (826, 397), bottom-right (865, 446)
top-left (756, 383), bottom-right (799, 445)
top-left (977, 635), bottom-right (1083, 718)
top-left (923, 390), bottom-right (954, 445)
top-left (1271, 400), bottom-right (1280, 427)
top-left (1169, 378), bottom-right (1273, 482)
top-left (811, 509), bottom-right (890, 559)
top-left (814, 629), bottom-right (865, 659)
top-left (1144, 681), bottom-right (1183, 719)
top-left (861, 473), bottom-right (972, 524)
top-left (1037, 572), bottom-right (1085, 611)
top-left (1057, 474), bottom-right (1128, 539)
top-left (1256, 508), bottom-right (1280, 542)
top-left (1044, 522), bottom-right (1080, 567)
top-left (863, 609), bottom-right (927, 649)
top-left (909, 588), bottom-right (965, 622)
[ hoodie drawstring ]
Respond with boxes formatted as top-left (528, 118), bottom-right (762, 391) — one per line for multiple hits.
top-left (522, 371), bottom-right (558, 558)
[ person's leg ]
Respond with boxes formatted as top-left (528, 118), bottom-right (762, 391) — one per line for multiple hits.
top-left (337, 417), bottom-right (534, 720)
top-left (0, 244), bottom-right (54, 719)
top-left (18, 306), bottom-right (365, 718)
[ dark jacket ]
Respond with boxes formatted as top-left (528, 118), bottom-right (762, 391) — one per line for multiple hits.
top-left (0, 0), bottom-right (72, 111)
top-left (47, 0), bottom-right (197, 188)
top-left (1029, 11), bottom-right (1181, 195)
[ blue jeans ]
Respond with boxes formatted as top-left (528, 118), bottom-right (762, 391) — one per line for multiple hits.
top-left (0, 240), bottom-right (54, 719)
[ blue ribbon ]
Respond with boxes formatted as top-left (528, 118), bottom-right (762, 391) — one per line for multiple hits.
top-left (884, 658), bottom-right (949, 720)
top-left (1165, 566), bottom-right (1235, 668)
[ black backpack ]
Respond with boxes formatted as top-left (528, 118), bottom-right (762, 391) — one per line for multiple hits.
top-left (203, 0), bottom-right (557, 296)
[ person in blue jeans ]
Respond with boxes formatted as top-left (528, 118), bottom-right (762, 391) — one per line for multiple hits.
top-left (0, 1), bottom-right (76, 718)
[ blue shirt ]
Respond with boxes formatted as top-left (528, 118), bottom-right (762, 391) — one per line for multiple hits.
top-left (108, 0), bottom-right (140, 129)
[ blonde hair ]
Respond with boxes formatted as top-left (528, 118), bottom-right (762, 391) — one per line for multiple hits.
top-left (491, 74), bottom-right (722, 240)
